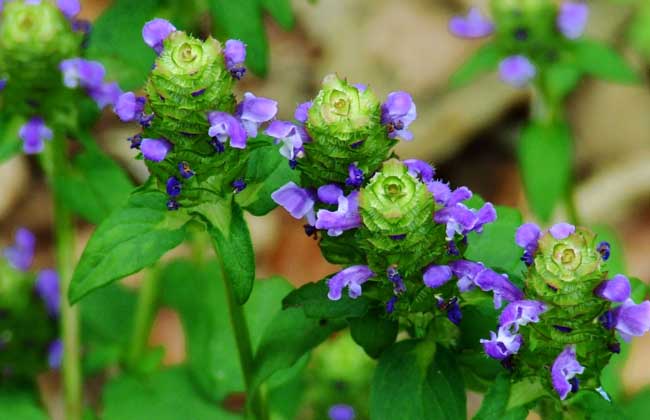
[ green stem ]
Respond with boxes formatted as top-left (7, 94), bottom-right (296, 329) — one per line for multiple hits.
top-left (212, 246), bottom-right (267, 420)
top-left (127, 267), bottom-right (160, 370)
top-left (44, 137), bottom-right (83, 420)
top-left (564, 183), bottom-right (581, 227)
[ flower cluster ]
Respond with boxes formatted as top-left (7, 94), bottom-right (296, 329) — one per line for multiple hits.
top-left (116, 19), bottom-right (277, 210)
top-left (481, 222), bottom-right (650, 400)
top-left (1, 228), bottom-right (62, 381)
top-left (0, 0), bottom-right (118, 154)
top-left (450, 1), bottom-right (589, 87)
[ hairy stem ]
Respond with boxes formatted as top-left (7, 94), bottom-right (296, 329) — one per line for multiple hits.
top-left (127, 267), bottom-right (160, 370)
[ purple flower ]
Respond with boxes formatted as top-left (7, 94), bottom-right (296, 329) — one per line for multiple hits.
top-left (595, 274), bottom-right (631, 303)
top-left (315, 191), bottom-right (362, 236)
top-left (427, 180), bottom-right (452, 205)
top-left (448, 8), bottom-right (494, 39)
top-left (549, 222), bottom-right (576, 240)
top-left (56, 0), bottom-right (80, 19)
top-left (88, 82), bottom-right (122, 109)
top-left (551, 345), bottom-right (585, 400)
top-left (3, 228), bottom-right (36, 271)
top-left (317, 184), bottom-right (343, 205)
top-left (59, 58), bottom-right (105, 90)
top-left (166, 177), bottom-right (181, 197)
top-left (404, 159), bottom-right (435, 183)
top-left (328, 404), bottom-right (356, 420)
top-left (423, 265), bottom-right (453, 288)
top-left (515, 223), bottom-right (541, 265)
top-left (498, 300), bottom-right (547, 332)
top-left (271, 182), bottom-right (315, 220)
top-left (446, 186), bottom-right (473, 207)
top-left (232, 178), bottom-right (247, 193)
top-left (295, 101), bottom-right (312, 123)
top-left (19, 117), bottom-right (53, 154)
top-left (557, 2), bottom-right (589, 40)
top-left (481, 327), bottom-right (523, 360)
top-left (224, 39), bottom-right (246, 78)
top-left (265, 120), bottom-right (305, 160)
top-left (434, 202), bottom-right (496, 240)
top-left (178, 162), bottom-right (194, 179)
top-left (449, 260), bottom-right (484, 292)
top-left (114, 92), bottom-right (146, 122)
top-left (473, 268), bottom-right (524, 308)
top-left (612, 299), bottom-right (650, 341)
top-left (381, 91), bottom-right (416, 141)
top-left (48, 339), bottom-right (63, 370)
top-left (327, 265), bottom-right (374, 300)
top-left (142, 18), bottom-right (176, 54)
top-left (208, 111), bottom-right (248, 149)
top-left (35, 269), bottom-right (60, 317)
top-left (140, 138), bottom-right (172, 162)
top-left (498, 55), bottom-right (536, 87)
top-left (236, 92), bottom-right (278, 138)
top-left (345, 164), bottom-right (364, 188)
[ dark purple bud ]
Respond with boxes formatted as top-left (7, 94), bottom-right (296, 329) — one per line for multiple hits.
top-left (48, 339), bottom-right (63, 369)
top-left (166, 177), bottom-right (181, 197)
top-left (599, 310), bottom-right (615, 330)
top-left (597, 241), bottom-right (611, 261)
top-left (389, 234), bottom-right (407, 241)
top-left (232, 178), bottom-right (247, 193)
top-left (350, 140), bottom-right (364, 149)
top-left (210, 138), bottom-right (225, 153)
top-left (553, 325), bottom-right (572, 333)
top-left (166, 199), bottom-right (180, 211)
top-left (387, 266), bottom-right (406, 294)
top-left (608, 342), bottom-right (621, 354)
top-left (386, 296), bottom-right (397, 314)
top-left (569, 377), bottom-right (580, 394)
top-left (127, 134), bottom-right (142, 149)
top-left (178, 162), bottom-right (194, 179)
top-left (446, 298), bottom-right (462, 325)
top-left (345, 163), bottom-right (364, 188)
top-left (303, 224), bottom-right (318, 239)
top-left (191, 88), bottom-right (206, 97)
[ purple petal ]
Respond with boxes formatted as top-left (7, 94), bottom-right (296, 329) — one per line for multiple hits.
top-left (345, 164), bottom-right (364, 188)
top-left (381, 91), bottom-right (417, 141)
top-left (434, 204), bottom-right (477, 239)
top-left (595, 274), bottom-right (631, 303)
top-left (423, 265), bottom-right (453, 288)
top-left (3, 228), bottom-right (36, 271)
top-left (48, 339), bottom-right (63, 369)
top-left (140, 138), bottom-right (172, 162)
top-left (473, 269), bottom-right (524, 308)
top-left (474, 202), bottom-right (497, 232)
top-left (327, 265), bottom-right (374, 301)
top-left (317, 184), bottom-right (343, 205)
top-left (498, 300), bottom-right (547, 331)
top-left (480, 327), bottom-right (522, 360)
top-left (404, 159), bottom-right (435, 183)
top-left (549, 222), bottom-right (576, 240)
top-left (265, 120), bottom-right (303, 159)
top-left (208, 111), bottom-right (248, 149)
top-left (557, 2), bottom-right (589, 40)
top-left (19, 117), bottom-right (53, 154)
top-left (237, 92), bottom-right (278, 137)
top-left (427, 180), bottom-right (451, 205)
top-left (294, 101), bottom-right (312, 123)
top-left (353, 83), bottom-right (367, 93)
top-left (446, 187), bottom-right (473, 207)
top-left (114, 92), bottom-right (146, 122)
top-left (88, 82), bottom-right (122, 109)
top-left (56, 0), bottom-right (80, 18)
top-left (499, 55), bottom-right (536, 88)
top-left (449, 7), bottom-right (494, 39)
top-left (328, 404), bottom-right (356, 420)
top-left (315, 191), bottom-right (362, 237)
top-left (271, 182), bottom-right (315, 219)
top-left (450, 260), bottom-right (484, 292)
top-left (142, 18), bottom-right (176, 54)
top-left (35, 269), bottom-right (60, 317)
top-left (59, 58), bottom-right (106, 90)
top-left (515, 223), bottom-right (541, 253)
top-left (613, 299), bottom-right (650, 340)
top-left (224, 39), bottom-right (246, 70)
top-left (551, 345), bottom-right (585, 400)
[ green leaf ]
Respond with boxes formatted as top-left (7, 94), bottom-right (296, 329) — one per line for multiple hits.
top-left (567, 390), bottom-right (627, 420)
top-left (622, 388), bottom-right (650, 418)
top-left (518, 121), bottom-right (572, 222)
top-left (544, 63), bottom-right (581, 104)
top-left (349, 311), bottom-right (398, 358)
top-left (465, 206), bottom-right (524, 276)
top-left (102, 367), bottom-right (239, 420)
top-left (260, 0), bottom-right (295, 30)
top-left (86, 0), bottom-right (160, 90)
top-left (54, 142), bottom-right (133, 224)
top-left (0, 114), bottom-right (24, 163)
top-left (473, 374), bottom-right (528, 420)
top-left (370, 340), bottom-right (466, 420)
top-left (235, 136), bottom-right (299, 216)
top-left (0, 389), bottom-right (46, 420)
top-left (209, 202), bottom-right (255, 305)
top-left (209, 0), bottom-right (268, 76)
top-left (282, 278), bottom-right (371, 319)
top-left (69, 191), bottom-right (188, 303)
top-left (450, 42), bottom-right (501, 89)
top-left (573, 40), bottom-right (638, 84)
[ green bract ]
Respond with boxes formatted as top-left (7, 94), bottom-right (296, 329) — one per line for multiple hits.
top-left (300, 74), bottom-right (395, 187)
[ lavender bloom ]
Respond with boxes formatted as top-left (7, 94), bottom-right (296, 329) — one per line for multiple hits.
top-left (265, 120), bottom-right (305, 160)
top-left (549, 222), bottom-right (575, 240)
top-left (294, 101), bottom-right (312, 124)
top-left (498, 300), bottom-right (547, 332)
top-left (271, 182), bottom-right (315, 220)
top-left (404, 159), bottom-right (435, 183)
top-left (166, 177), bottom-right (181, 197)
top-left (315, 191), bottom-right (362, 237)
top-left (381, 91), bottom-right (416, 141)
top-left (328, 404), bottom-right (356, 420)
top-left (114, 92), bottom-right (146, 122)
top-left (59, 58), bottom-right (105, 90)
top-left (208, 111), bottom-right (248, 149)
top-left (595, 274), bottom-right (631, 303)
top-left (88, 82), bottom-right (122, 109)
top-left (551, 345), bottom-right (585, 400)
top-left (56, 0), bottom-right (80, 19)
top-left (19, 117), bottom-right (53, 154)
top-left (446, 186), bottom-right (473, 207)
top-left (434, 202), bottom-right (496, 240)
top-left (473, 269), bottom-right (524, 308)
top-left (140, 138), bottom-right (172, 162)
top-left (3, 228), bottom-right (36, 271)
top-left (481, 327), bottom-right (523, 360)
top-left (48, 339), bottom-right (63, 370)
top-left (557, 2), bottom-right (589, 40)
top-left (224, 39), bottom-right (246, 79)
top-left (327, 265), bottom-right (374, 300)
top-left (515, 223), bottom-right (541, 265)
top-left (449, 260), bottom-right (484, 292)
top-left (35, 269), bottom-right (60, 317)
top-left (345, 164), bottom-right (364, 188)
top-left (317, 184), bottom-right (343, 205)
top-left (448, 8), bottom-right (494, 39)
top-left (142, 18), bottom-right (176, 54)
top-left (498, 55), bottom-right (536, 87)
top-left (236, 92), bottom-right (278, 138)
top-left (612, 299), bottom-right (650, 341)
top-left (423, 265), bottom-right (453, 288)
top-left (427, 180), bottom-right (452, 205)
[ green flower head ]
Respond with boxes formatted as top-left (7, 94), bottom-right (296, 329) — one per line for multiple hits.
top-left (489, 0), bottom-right (559, 52)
